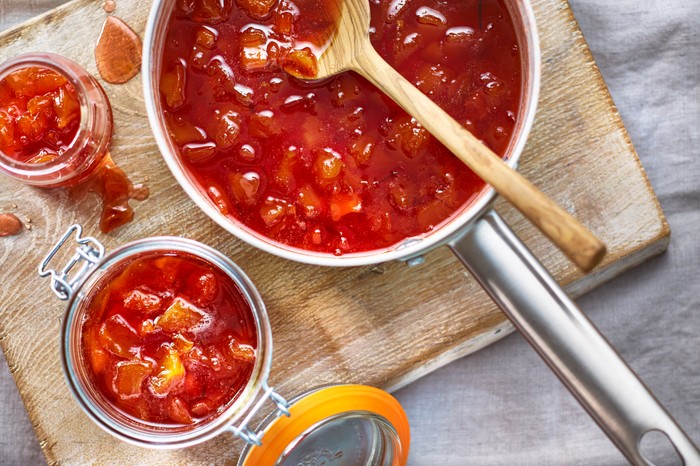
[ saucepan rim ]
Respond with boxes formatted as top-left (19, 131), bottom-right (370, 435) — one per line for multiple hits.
top-left (142, 0), bottom-right (541, 267)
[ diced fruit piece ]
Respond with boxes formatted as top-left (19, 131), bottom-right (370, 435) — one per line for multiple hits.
top-left (182, 142), bottom-right (217, 163)
top-left (350, 137), bottom-right (374, 165)
top-left (156, 297), bottom-right (207, 334)
top-left (241, 45), bottom-right (270, 71)
top-left (275, 11), bottom-right (293, 35)
top-left (207, 183), bottom-right (232, 215)
top-left (5, 67), bottom-right (67, 96)
top-left (16, 111), bottom-right (47, 141)
top-left (149, 347), bottom-right (186, 396)
top-left (176, 0), bottom-right (196, 16)
top-left (239, 143), bottom-right (256, 161)
top-left (230, 171), bottom-right (262, 206)
top-left (186, 271), bottom-right (219, 305)
top-left (249, 110), bottom-right (281, 138)
top-left (297, 185), bottom-right (322, 219)
top-left (213, 110), bottom-right (240, 149)
top-left (123, 290), bottom-right (162, 314)
top-left (191, 0), bottom-right (233, 24)
top-left (239, 27), bottom-right (266, 47)
top-left (281, 47), bottom-right (318, 79)
top-left (330, 193), bottom-right (362, 221)
top-left (166, 114), bottom-right (207, 146)
top-left (227, 338), bottom-right (255, 363)
top-left (415, 6), bottom-right (447, 26)
top-left (160, 60), bottom-right (186, 109)
top-left (386, 116), bottom-right (429, 157)
top-left (167, 396), bottom-right (194, 424)
top-left (274, 145), bottom-right (298, 190)
top-left (113, 360), bottom-right (152, 399)
top-left (85, 331), bottom-right (110, 375)
top-left (0, 111), bottom-right (16, 152)
top-left (194, 25), bottom-right (218, 49)
top-left (26, 95), bottom-right (53, 116)
top-left (236, 0), bottom-right (277, 20)
top-left (139, 319), bottom-right (156, 335)
top-left (315, 148), bottom-right (343, 181)
top-left (153, 256), bottom-right (181, 287)
top-left (53, 86), bottom-right (80, 129)
top-left (174, 333), bottom-right (195, 353)
top-left (445, 26), bottom-right (475, 43)
top-left (99, 314), bottom-right (141, 358)
top-left (259, 197), bottom-right (290, 227)
top-left (208, 57), bottom-right (237, 99)
top-left (388, 181), bottom-right (413, 212)
top-left (190, 398), bottom-right (216, 417)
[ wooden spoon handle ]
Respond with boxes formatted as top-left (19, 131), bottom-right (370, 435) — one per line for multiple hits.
top-left (351, 46), bottom-right (606, 272)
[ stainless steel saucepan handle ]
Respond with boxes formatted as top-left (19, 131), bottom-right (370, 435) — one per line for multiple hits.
top-left (448, 210), bottom-right (700, 465)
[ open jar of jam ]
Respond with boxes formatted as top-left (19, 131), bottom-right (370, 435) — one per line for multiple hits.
top-left (0, 53), bottom-right (112, 187)
top-left (39, 225), bottom-right (409, 464)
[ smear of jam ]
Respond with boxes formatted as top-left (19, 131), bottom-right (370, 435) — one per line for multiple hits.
top-left (71, 152), bottom-right (149, 233)
top-left (0, 213), bottom-right (23, 237)
top-left (95, 16), bottom-right (142, 84)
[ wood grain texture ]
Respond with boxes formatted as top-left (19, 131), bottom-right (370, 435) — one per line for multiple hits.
top-left (0, 0), bottom-right (669, 464)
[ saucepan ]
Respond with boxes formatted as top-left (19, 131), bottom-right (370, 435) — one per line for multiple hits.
top-left (142, 0), bottom-right (699, 463)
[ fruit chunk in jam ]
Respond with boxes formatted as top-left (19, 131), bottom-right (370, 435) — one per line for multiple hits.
top-left (0, 67), bottom-right (80, 163)
top-left (81, 252), bottom-right (257, 424)
top-left (161, 0), bottom-right (522, 255)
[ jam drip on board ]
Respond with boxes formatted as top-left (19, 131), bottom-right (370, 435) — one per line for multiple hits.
top-left (0, 212), bottom-right (23, 237)
top-left (71, 152), bottom-right (150, 234)
top-left (161, 0), bottom-right (522, 255)
top-left (81, 252), bottom-right (258, 425)
top-left (95, 16), bottom-right (142, 84)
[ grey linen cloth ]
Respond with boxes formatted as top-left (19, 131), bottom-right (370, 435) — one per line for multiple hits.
top-left (0, 1), bottom-right (698, 465)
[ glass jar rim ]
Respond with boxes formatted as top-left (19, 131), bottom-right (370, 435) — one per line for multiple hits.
top-left (0, 52), bottom-right (97, 180)
top-left (60, 236), bottom-right (273, 448)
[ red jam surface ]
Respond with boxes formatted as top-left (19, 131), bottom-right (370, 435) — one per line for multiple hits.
top-left (81, 252), bottom-right (257, 425)
top-left (0, 66), bottom-right (80, 163)
top-left (161, 0), bottom-right (522, 255)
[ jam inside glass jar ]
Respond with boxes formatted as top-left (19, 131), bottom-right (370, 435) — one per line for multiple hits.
top-left (0, 53), bottom-right (113, 187)
top-left (81, 251), bottom-right (258, 426)
top-left (57, 235), bottom-right (272, 447)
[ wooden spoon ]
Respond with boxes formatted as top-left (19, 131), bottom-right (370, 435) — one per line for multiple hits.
top-left (285, 0), bottom-right (606, 272)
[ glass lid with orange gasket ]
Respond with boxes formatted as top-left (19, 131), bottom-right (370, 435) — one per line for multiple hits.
top-left (239, 385), bottom-right (410, 466)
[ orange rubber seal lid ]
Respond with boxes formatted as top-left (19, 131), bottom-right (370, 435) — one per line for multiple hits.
top-left (240, 385), bottom-right (410, 466)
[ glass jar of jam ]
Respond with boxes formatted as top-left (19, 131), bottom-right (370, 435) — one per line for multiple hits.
top-left (39, 225), bottom-right (409, 464)
top-left (0, 53), bottom-right (113, 187)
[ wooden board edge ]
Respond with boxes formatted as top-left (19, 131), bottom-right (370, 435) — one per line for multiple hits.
top-left (560, 0), bottom-right (669, 230)
top-left (383, 233), bottom-right (670, 393)
top-left (0, 0), bottom-right (89, 47)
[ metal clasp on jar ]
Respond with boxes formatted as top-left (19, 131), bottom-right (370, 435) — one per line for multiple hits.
top-left (230, 380), bottom-right (290, 446)
top-left (38, 224), bottom-right (105, 300)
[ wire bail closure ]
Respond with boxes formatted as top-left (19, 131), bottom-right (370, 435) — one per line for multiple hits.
top-left (38, 224), bottom-right (105, 301)
top-left (229, 381), bottom-right (290, 446)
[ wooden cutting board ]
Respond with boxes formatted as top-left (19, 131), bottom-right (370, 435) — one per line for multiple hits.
top-left (0, 0), bottom-right (669, 464)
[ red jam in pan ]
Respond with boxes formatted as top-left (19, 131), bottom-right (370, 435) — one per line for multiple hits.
top-left (0, 67), bottom-right (80, 164)
top-left (161, 0), bottom-right (522, 255)
top-left (81, 252), bottom-right (257, 425)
